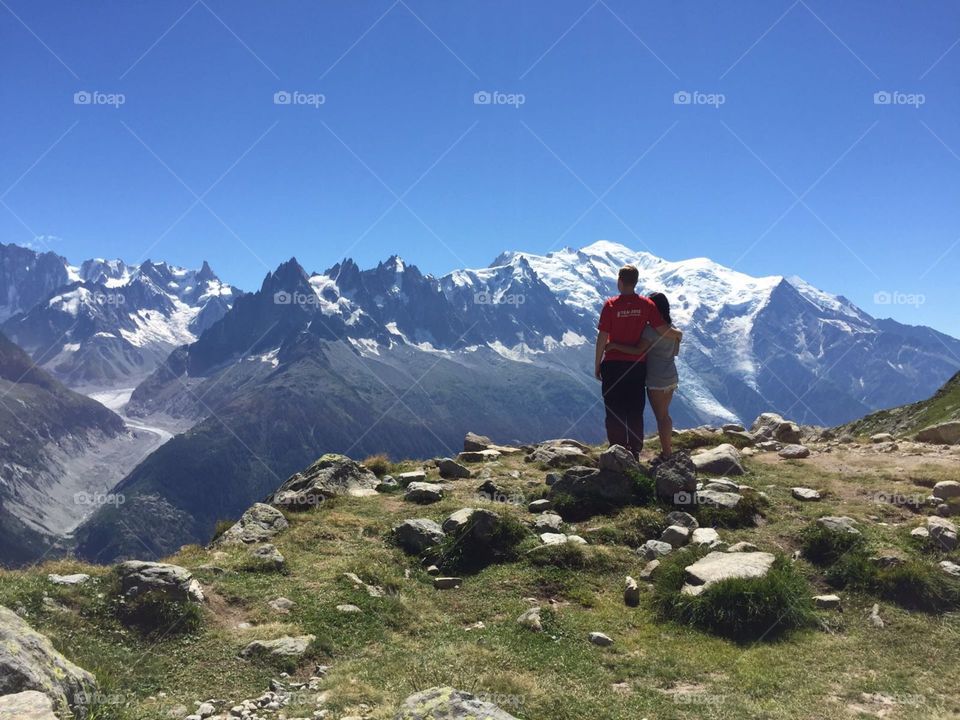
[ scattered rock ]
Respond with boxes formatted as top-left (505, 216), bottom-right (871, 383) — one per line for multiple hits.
top-left (653, 451), bottom-right (697, 501)
top-left (393, 686), bottom-right (520, 720)
top-left (248, 544), bottom-right (285, 571)
top-left (336, 604), bottom-right (362, 614)
top-left (0, 606), bottom-right (98, 718)
top-left (933, 481), bottom-right (960, 500)
top-left (517, 607), bottom-right (542, 631)
top-left (870, 433), bottom-right (894, 443)
top-left (695, 489), bottom-right (741, 509)
top-left (214, 503), bottom-right (289, 546)
top-left (910, 526), bottom-right (930, 540)
top-left (813, 594), bottom-right (841, 610)
top-left (398, 470), bottom-right (428, 485)
top-left (598, 444), bottom-right (640, 474)
top-left (377, 476), bottom-right (399, 491)
top-left (533, 513), bottom-right (564, 532)
top-left (404, 482), bottom-right (444, 504)
top-left (691, 528), bottom-right (721, 545)
top-left (665, 510), bottom-right (698, 528)
top-left (640, 539), bottom-right (673, 560)
top-left (588, 632), bottom-right (613, 647)
top-left (701, 478), bottom-right (740, 493)
top-left (268, 454), bottom-right (379, 509)
top-left (916, 421), bottom-right (960, 445)
top-left (528, 499), bottom-right (552, 513)
top-left (548, 466), bottom-right (637, 509)
top-left (939, 560), bottom-right (960, 577)
top-left (540, 533), bottom-right (587, 546)
top-left (116, 561), bottom-right (204, 603)
top-left (868, 603), bottom-right (884, 628)
top-left (442, 508), bottom-right (477, 534)
top-left (623, 577), bottom-right (640, 607)
top-left (342, 573), bottom-right (385, 597)
top-left (0, 690), bottom-right (58, 720)
top-left (464, 432), bottom-right (493, 452)
top-left (392, 519), bottom-right (445, 554)
top-left (433, 577), bottom-right (462, 590)
top-left (726, 541), bottom-right (759, 553)
top-left (437, 458), bottom-right (471, 479)
top-left (791, 487), bottom-right (821, 501)
top-left (46, 573), bottom-right (90, 586)
top-left (691, 444), bottom-right (744, 476)
top-left (816, 516), bottom-right (860, 535)
top-left (268, 597), bottom-right (294, 614)
top-left (240, 635), bottom-right (315, 661)
top-left (661, 525), bottom-right (691, 548)
top-left (526, 443), bottom-right (592, 469)
top-left (639, 559), bottom-right (660, 579)
top-left (751, 413), bottom-right (801, 444)
top-left (926, 516), bottom-right (957, 551)
top-left (681, 551), bottom-right (776, 596)
top-left (457, 449), bottom-right (502, 463)
top-left (779, 444), bottom-right (811, 459)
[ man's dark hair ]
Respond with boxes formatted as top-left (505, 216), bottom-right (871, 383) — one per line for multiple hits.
top-left (649, 291), bottom-right (671, 325)
top-left (618, 265), bottom-right (639, 287)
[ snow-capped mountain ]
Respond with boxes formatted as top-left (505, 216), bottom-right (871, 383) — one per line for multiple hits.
top-left (0, 245), bottom-right (239, 390)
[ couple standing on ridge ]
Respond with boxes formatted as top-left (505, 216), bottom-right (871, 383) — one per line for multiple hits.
top-left (595, 264), bottom-right (682, 461)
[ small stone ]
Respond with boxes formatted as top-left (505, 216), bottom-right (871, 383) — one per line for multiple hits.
top-left (426, 565), bottom-right (440, 576)
top-left (939, 560), bottom-right (960, 577)
top-left (816, 516), bottom-right (860, 535)
top-left (933, 481), bottom-right (960, 500)
top-left (665, 511), bottom-right (698, 529)
top-left (516, 607), bottom-right (542, 631)
top-left (660, 525), bottom-right (691, 548)
top-left (438, 458), bottom-right (471, 479)
top-left (533, 513), bottom-right (563, 532)
top-left (638, 559), bottom-right (660, 579)
top-left (726, 541), bottom-right (759, 552)
top-left (910, 527), bottom-right (930, 539)
top-left (268, 597), bottom-right (295, 614)
top-left (868, 603), bottom-right (884, 628)
top-left (640, 539), bottom-right (673, 560)
top-left (398, 470), bottom-right (427, 484)
top-left (813, 594), bottom-right (841, 609)
top-left (196, 701), bottom-right (216, 718)
top-left (779, 444), bottom-right (811, 459)
top-left (434, 577), bottom-right (462, 590)
top-left (336, 604), bottom-right (362, 614)
top-left (249, 543), bottom-right (285, 571)
top-left (870, 433), bottom-right (894, 443)
top-left (588, 632), bottom-right (613, 646)
top-left (528, 499), bottom-right (552, 513)
top-left (623, 577), bottom-right (640, 607)
top-left (792, 487), bottom-right (821, 501)
top-left (690, 527), bottom-right (720, 545)
top-left (404, 481), bottom-right (444, 504)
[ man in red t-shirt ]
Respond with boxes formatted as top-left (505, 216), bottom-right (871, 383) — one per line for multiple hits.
top-left (594, 265), bottom-right (681, 458)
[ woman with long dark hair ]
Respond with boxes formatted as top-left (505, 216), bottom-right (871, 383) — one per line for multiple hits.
top-left (605, 291), bottom-right (679, 458)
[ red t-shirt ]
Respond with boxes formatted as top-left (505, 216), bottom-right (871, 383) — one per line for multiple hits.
top-left (598, 293), bottom-right (667, 362)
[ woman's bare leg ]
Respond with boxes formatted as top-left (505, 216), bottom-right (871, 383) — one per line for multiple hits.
top-left (647, 388), bottom-right (675, 457)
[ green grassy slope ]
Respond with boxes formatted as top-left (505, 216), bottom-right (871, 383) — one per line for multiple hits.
top-left (844, 370), bottom-right (960, 437)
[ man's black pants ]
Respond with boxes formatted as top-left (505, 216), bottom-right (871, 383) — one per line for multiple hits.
top-left (600, 360), bottom-right (647, 457)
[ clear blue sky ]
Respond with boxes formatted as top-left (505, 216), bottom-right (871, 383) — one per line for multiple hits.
top-left (2, 0), bottom-right (959, 335)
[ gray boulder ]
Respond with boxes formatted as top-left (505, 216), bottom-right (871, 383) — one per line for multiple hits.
top-left (0, 606), bottom-right (98, 719)
top-left (751, 412), bottom-right (801, 443)
top-left (695, 489), bottom-right (741, 509)
top-left (405, 482), bottom-right (444, 504)
top-left (463, 432), bottom-right (493, 451)
top-left (239, 635), bottom-right (315, 661)
top-left (779, 444), bottom-right (811, 459)
top-left (393, 519), bottom-right (445, 554)
top-left (116, 561), bottom-right (204, 603)
top-left (792, 487), bottom-right (821, 501)
top-left (640, 539), bottom-right (673, 560)
top-left (927, 516), bottom-right (958, 551)
top-left (691, 527), bottom-right (721, 545)
top-left (248, 544), bottom-right (285, 572)
top-left (214, 503), bottom-right (288, 546)
top-left (692, 444), bottom-right (744, 476)
top-left (533, 513), bottom-right (564, 532)
top-left (661, 525), bottom-right (691, 548)
top-left (598, 444), bottom-right (640, 474)
top-left (653, 452), bottom-right (697, 502)
top-left (442, 508), bottom-right (477, 534)
top-left (0, 691), bottom-right (59, 720)
top-left (665, 510), bottom-right (698, 528)
top-left (932, 481), bottom-right (960, 501)
top-left (526, 443), bottom-right (592, 469)
top-left (437, 458), bottom-right (471, 479)
top-left (547, 466), bottom-right (636, 508)
top-left (916, 421), bottom-right (960, 445)
top-left (47, 574), bottom-right (90, 586)
top-left (457, 449), bottom-right (502, 463)
top-left (681, 551), bottom-right (776, 596)
top-left (816, 516), bottom-right (861, 535)
top-left (393, 686), bottom-right (520, 720)
top-left (268, 454), bottom-right (379, 510)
